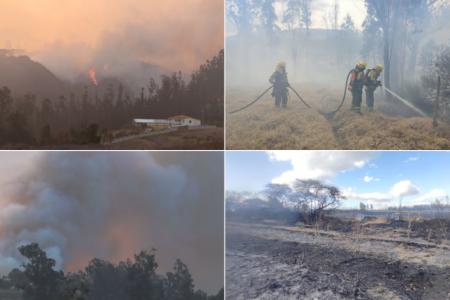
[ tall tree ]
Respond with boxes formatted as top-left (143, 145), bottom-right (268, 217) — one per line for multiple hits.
top-left (291, 179), bottom-right (343, 223)
top-left (165, 259), bottom-right (195, 300)
top-left (227, 0), bottom-right (254, 35)
top-left (8, 243), bottom-right (64, 300)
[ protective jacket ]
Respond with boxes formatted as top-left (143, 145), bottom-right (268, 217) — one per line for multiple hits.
top-left (348, 68), bottom-right (365, 92)
top-left (269, 70), bottom-right (289, 97)
top-left (365, 69), bottom-right (382, 90)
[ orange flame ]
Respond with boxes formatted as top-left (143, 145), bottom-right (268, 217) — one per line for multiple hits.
top-left (88, 68), bottom-right (98, 86)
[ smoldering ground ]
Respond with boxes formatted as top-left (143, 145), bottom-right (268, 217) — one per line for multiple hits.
top-left (0, 152), bottom-right (224, 293)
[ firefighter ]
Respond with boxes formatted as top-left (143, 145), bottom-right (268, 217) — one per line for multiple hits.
top-left (269, 62), bottom-right (290, 108)
top-left (348, 61), bottom-right (367, 113)
top-left (364, 64), bottom-right (383, 111)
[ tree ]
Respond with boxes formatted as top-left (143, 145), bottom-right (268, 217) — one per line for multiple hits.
top-left (0, 49), bottom-right (224, 146)
top-left (363, 0), bottom-right (434, 90)
top-left (6, 243), bottom-right (222, 300)
top-left (85, 258), bottom-right (127, 300)
top-left (165, 259), bottom-right (195, 300)
top-left (260, 0), bottom-right (279, 36)
top-left (8, 243), bottom-right (64, 300)
top-left (7, 110), bottom-right (35, 144)
top-left (40, 124), bottom-right (52, 145)
top-left (362, 0), bottom-right (403, 90)
top-left (124, 250), bottom-right (163, 300)
top-left (226, 0), bottom-right (254, 35)
top-left (0, 86), bottom-right (13, 117)
top-left (61, 272), bottom-right (89, 300)
top-left (283, 0), bottom-right (312, 79)
top-left (341, 14), bottom-right (356, 31)
top-left (264, 183), bottom-right (291, 209)
top-left (360, 202), bottom-right (367, 211)
top-left (291, 179), bottom-right (344, 223)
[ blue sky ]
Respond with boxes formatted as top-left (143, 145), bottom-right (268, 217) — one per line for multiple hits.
top-left (226, 151), bottom-right (450, 209)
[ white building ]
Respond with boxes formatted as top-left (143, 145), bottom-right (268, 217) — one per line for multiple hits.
top-left (133, 119), bottom-right (170, 126)
top-left (168, 115), bottom-right (201, 127)
top-left (133, 115), bottom-right (201, 128)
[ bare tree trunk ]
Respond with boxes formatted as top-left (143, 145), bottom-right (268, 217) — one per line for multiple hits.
top-left (434, 76), bottom-right (441, 128)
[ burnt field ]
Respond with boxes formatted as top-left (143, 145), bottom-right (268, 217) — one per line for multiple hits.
top-left (226, 220), bottom-right (450, 299)
top-left (226, 85), bottom-right (450, 150)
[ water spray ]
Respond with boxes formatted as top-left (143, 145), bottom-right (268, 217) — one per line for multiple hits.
top-left (383, 86), bottom-right (428, 117)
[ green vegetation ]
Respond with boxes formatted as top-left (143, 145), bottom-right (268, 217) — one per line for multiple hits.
top-left (2, 243), bottom-right (223, 300)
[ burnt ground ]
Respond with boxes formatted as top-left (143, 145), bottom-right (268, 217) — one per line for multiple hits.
top-left (226, 85), bottom-right (450, 150)
top-left (226, 223), bottom-right (450, 300)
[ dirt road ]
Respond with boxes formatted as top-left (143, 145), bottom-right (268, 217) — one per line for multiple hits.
top-left (226, 222), bottom-right (450, 299)
top-left (226, 85), bottom-right (450, 150)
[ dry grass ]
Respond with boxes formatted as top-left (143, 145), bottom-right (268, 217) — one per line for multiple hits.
top-left (226, 84), bottom-right (450, 150)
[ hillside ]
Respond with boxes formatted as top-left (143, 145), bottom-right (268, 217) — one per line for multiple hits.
top-left (0, 52), bottom-right (67, 99)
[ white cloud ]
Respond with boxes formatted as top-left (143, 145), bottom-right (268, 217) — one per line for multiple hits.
top-left (267, 151), bottom-right (374, 184)
top-left (344, 189), bottom-right (392, 203)
top-left (405, 156), bottom-right (419, 162)
top-left (408, 189), bottom-right (447, 206)
top-left (345, 181), bottom-right (447, 209)
top-left (363, 176), bottom-right (373, 182)
top-left (363, 175), bottom-right (380, 183)
top-left (390, 180), bottom-right (420, 197)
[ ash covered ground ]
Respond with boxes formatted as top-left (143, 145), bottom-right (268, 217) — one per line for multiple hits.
top-left (226, 221), bottom-right (450, 300)
top-left (226, 85), bottom-right (450, 150)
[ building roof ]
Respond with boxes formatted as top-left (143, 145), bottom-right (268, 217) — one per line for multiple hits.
top-left (168, 115), bottom-right (197, 121)
top-left (133, 119), bottom-right (169, 124)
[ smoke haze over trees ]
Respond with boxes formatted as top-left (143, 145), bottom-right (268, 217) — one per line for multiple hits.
top-left (227, 179), bottom-right (343, 224)
top-left (0, 152), bottom-right (224, 294)
top-left (2, 243), bottom-right (223, 300)
top-left (0, 50), bottom-right (224, 147)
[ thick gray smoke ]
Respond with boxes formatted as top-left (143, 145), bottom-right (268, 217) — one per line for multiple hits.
top-left (0, 152), bottom-right (223, 293)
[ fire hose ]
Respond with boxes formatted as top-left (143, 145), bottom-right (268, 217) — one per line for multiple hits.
top-left (289, 86), bottom-right (311, 108)
top-left (229, 85), bottom-right (312, 114)
top-left (321, 70), bottom-right (353, 119)
top-left (228, 86), bottom-right (273, 114)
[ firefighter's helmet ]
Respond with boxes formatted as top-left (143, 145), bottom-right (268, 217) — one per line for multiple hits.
top-left (375, 64), bottom-right (384, 71)
top-left (276, 61), bottom-right (286, 72)
top-left (357, 61), bottom-right (368, 69)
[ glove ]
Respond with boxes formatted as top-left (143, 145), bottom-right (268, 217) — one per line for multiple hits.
top-left (377, 81), bottom-right (382, 87)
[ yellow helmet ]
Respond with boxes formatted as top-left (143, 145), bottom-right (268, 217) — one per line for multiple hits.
top-left (276, 61), bottom-right (286, 71)
top-left (375, 64), bottom-right (384, 71)
top-left (357, 61), bottom-right (368, 69)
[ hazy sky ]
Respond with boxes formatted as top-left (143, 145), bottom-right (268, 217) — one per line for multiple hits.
top-left (0, 0), bottom-right (223, 78)
top-left (0, 152), bottom-right (224, 293)
top-left (227, 0), bottom-right (366, 36)
top-left (226, 151), bottom-right (450, 209)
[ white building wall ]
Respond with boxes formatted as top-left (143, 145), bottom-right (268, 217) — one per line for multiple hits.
top-left (181, 118), bottom-right (201, 126)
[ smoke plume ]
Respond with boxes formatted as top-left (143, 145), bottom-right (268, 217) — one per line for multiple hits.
top-left (0, 152), bottom-right (224, 293)
top-left (0, 0), bottom-right (224, 82)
